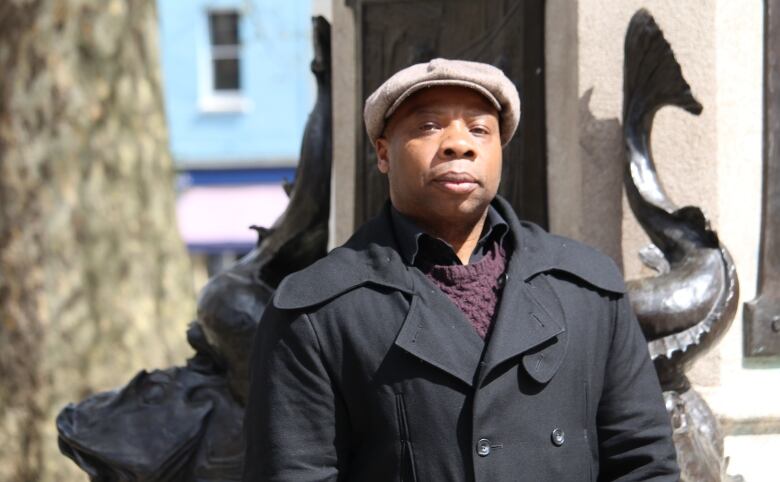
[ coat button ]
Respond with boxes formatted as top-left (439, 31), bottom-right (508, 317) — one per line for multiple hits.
top-left (551, 428), bottom-right (565, 446)
top-left (497, 273), bottom-right (508, 287)
top-left (476, 438), bottom-right (491, 456)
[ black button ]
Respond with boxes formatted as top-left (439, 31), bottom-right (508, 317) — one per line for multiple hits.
top-left (497, 273), bottom-right (508, 287)
top-left (476, 438), bottom-right (491, 456)
top-left (551, 428), bottom-right (565, 446)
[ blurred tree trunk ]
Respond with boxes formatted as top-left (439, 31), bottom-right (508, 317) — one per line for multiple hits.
top-left (0, 1), bottom-right (195, 480)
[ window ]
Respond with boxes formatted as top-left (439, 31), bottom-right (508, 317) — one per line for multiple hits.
top-left (201, 10), bottom-right (247, 112)
top-left (209, 11), bottom-right (241, 92)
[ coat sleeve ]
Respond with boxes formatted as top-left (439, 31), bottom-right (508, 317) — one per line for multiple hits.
top-left (242, 304), bottom-right (349, 482)
top-left (596, 293), bottom-right (680, 481)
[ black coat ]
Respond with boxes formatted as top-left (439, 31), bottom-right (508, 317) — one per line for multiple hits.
top-left (243, 196), bottom-right (679, 481)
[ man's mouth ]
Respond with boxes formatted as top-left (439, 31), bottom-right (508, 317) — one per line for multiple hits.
top-left (432, 172), bottom-right (480, 194)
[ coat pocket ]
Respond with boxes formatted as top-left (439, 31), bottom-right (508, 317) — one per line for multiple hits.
top-left (395, 393), bottom-right (418, 482)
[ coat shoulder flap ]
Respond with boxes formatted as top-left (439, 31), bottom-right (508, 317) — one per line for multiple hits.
top-left (272, 247), bottom-right (367, 310)
top-left (272, 244), bottom-right (412, 311)
top-left (273, 205), bottom-right (413, 311)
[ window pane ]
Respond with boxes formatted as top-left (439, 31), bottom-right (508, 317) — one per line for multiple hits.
top-left (213, 58), bottom-right (240, 91)
top-left (209, 12), bottom-right (239, 46)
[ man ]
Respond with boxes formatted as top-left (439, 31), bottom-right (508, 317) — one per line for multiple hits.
top-left (243, 59), bottom-right (679, 481)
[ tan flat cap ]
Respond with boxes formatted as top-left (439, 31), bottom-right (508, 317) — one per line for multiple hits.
top-left (364, 58), bottom-right (521, 146)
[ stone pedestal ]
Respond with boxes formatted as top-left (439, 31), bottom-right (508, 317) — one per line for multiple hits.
top-left (329, 0), bottom-right (780, 478)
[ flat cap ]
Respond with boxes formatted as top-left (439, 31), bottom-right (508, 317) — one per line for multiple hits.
top-left (364, 58), bottom-right (521, 146)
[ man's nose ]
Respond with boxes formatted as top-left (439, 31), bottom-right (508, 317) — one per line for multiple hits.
top-left (439, 124), bottom-right (476, 160)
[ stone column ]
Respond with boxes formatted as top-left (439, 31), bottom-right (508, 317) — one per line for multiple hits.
top-left (546, 0), bottom-right (779, 477)
top-left (328, 0), bottom-right (778, 476)
top-left (328, 0), bottom-right (358, 248)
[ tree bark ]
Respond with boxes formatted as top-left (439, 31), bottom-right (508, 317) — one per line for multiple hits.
top-left (0, 1), bottom-right (195, 480)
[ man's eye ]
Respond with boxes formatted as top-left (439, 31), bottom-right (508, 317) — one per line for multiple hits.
top-left (471, 125), bottom-right (490, 135)
top-left (420, 122), bottom-right (438, 131)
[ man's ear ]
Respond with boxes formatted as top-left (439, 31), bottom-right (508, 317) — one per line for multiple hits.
top-left (375, 137), bottom-right (389, 174)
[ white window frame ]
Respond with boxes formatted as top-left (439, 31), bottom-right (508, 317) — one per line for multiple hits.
top-left (199, 7), bottom-right (251, 114)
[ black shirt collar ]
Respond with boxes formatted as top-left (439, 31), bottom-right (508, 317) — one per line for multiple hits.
top-left (390, 203), bottom-right (509, 266)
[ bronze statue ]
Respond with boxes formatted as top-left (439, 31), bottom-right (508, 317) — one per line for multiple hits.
top-left (58, 10), bottom-right (744, 481)
top-left (196, 13), bottom-right (332, 406)
top-left (623, 9), bottom-right (741, 482)
top-left (56, 16), bottom-right (332, 480)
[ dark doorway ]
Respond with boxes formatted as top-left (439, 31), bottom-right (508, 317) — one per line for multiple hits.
top-left (348, 0), bottom-right (548, 228)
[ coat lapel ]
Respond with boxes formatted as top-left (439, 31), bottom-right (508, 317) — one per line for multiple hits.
top-left (480, 265), bottom-right (567, 385)
top-left (517, 275), bottom-right (569, 384)
top-left (480, 198), bottom-right (570, 385)
top-left (394, 273), bottom-right (484, 388)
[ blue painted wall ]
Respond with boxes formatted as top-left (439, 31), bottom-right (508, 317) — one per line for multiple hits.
top-left (157, 0), bottom-right (313, 168)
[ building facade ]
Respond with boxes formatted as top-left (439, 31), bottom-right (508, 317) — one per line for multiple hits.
top-left (157, 0), bottom-right (321, 268)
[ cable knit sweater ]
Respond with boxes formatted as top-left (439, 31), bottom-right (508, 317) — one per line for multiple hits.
top-left (421, 244), bottom-right (508, 339)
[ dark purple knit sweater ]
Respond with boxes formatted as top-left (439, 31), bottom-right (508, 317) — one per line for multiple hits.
top-left (421, 244), bottom-right (508, 339)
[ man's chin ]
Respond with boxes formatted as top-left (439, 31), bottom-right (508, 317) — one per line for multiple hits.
top-left (431, 196), bottom-right (491, 222)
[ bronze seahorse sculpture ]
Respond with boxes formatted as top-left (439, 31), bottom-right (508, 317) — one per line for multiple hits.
top-left (56, 16), bottom-right (332, 480)
top-left (623, 10), bottom-right (741, 482)
top-left (196, 14), bottom-right (333, 406)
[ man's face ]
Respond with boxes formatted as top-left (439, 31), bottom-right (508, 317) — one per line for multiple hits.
top-left (375, 86), bottom-right (502, 226)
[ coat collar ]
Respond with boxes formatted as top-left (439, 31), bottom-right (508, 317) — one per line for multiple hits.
top-left (390, 203), bottom-right (509, 266)
top-left (273, 195), bottom-right (625, 388)
top-left (274, 196), bottom-right (625, 310)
